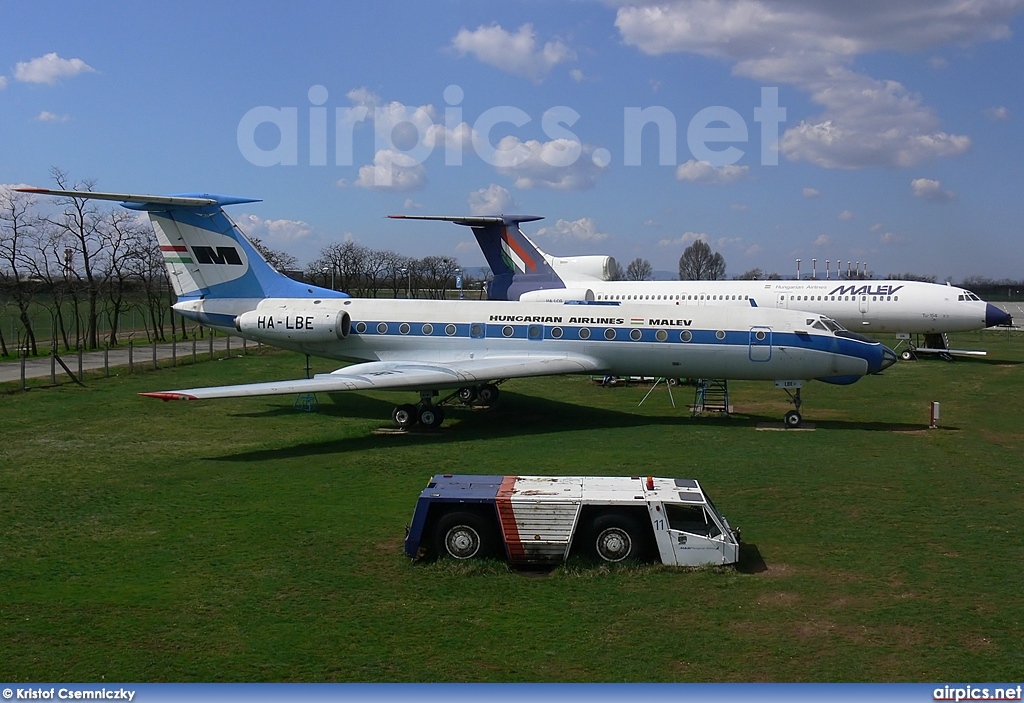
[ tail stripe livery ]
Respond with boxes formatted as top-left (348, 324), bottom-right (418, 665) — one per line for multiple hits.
top-left (16, 188), bottom-right (345, 302)
top-left (387, 214), bottom-right (563, 300)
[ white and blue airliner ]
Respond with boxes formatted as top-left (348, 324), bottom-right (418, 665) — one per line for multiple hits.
top-left (20, 187), bottom-right (897, 428)
top-left (391, 214), bottom-right (1012, 360)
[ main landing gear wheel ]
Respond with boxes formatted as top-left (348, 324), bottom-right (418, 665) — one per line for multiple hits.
top-left (457, 386), bottom-right (478, 404)
top-left (392, 404), bottom-right (418, 429)
top-left (418, 404), bottom-right (445, 429)
top-left (900, 349), bottom-right (916, 361)
top-left (476, 383), bottom-right (500, 406)
top-left (784, 410), bottom-right (803, 428)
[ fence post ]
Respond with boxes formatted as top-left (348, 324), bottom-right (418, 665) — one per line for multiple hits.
top-left (104, 345), bottom-right (109, 377)
top-left (50, 343), bottom-right (56, 385)
top-left (242, 337), bottom-right (247, 355)
top-left (152, 339), bottom-right (158, 370)
top-left (192, 336), bottom-right (197, 364)
top-left (172, 336), bottom-right (177, 367)
top-left (209, 332), bottom-right (214, 359)
top-left (20, 345), bottom-right (27, 391)
top-left (129, 340), bottom-right (134, 374)
top-left (226, 335), bottom-right (231, 357)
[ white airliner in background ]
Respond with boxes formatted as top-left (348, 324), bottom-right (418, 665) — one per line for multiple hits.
top-left (391, 215), bottom-right (1012, 360)
top-left (20, 187), bottom-right (896, 428)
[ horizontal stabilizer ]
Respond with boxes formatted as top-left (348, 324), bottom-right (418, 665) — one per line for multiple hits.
top-left (388, 214), bottom-right (543, 226)
top-left (14, 187), bottom-right (260, 209)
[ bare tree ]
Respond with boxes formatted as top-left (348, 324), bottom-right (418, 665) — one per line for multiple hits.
top-left (100, 208), bottom-right (151, 345)
top-left (0, 188), bottom-right (40, 355)
top-left (383, 251), bottom-right (413, 298)
top-left (625, 257), bottom-right (653, 281)
top-left (735, 268), bottom-right (763, 280)
top-left (678, 239), bottom-right (726, 280)
top-left (43, 169), bottom-right (113, 349)
top-left (419, 255), bottom-right (461, 299)
top-left (361, 248), bottom-right (390, 298)
top-left (248, 235), bottom-right (298, 272)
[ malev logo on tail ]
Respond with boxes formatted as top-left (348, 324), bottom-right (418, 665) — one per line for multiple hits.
top-left (151, 215), bottom-right (250, 294)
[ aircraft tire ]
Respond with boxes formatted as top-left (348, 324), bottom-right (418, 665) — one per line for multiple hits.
top-left (393, 404), bottom-right (418, 429)
top-left (418, 404), bottom-right (445, 429)
top-left (900, 350), bottom-right (916, 361)
top-left (457, 386), bottom-right (477, 404)
top-left (588, 513), bottom-right (647, 563)
top-left (784, 410), bottom-right (802, 428)
top-left (435, 511), bottom-right (494, 560)
top-left (477, 383), bottom-right (499, 406)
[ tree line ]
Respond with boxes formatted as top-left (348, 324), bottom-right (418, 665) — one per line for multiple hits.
top-left (0, 175), bottom-right (484, 358)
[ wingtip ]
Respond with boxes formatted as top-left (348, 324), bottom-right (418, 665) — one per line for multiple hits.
top-left (139, 391), bottom-right (197, 401)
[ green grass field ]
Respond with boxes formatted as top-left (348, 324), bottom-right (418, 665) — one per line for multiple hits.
top-left (1, 331), bottom-right (1022, 682)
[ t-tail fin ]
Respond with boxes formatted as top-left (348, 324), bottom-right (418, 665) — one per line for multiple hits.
top-left (388, 214), bottom-right (565, 299)
top-left (16, 188), bottom-right (344, 301)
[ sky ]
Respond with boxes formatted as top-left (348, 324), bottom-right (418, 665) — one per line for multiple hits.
top-left (2, 0), bottom-right (1023, 281)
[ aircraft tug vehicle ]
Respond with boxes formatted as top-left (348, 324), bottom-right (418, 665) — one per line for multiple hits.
top-left (405, 474), bottom-right (741, 567)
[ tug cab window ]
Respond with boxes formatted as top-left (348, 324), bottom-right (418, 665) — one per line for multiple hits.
top-left (665, 503), bottom-right (721, 538)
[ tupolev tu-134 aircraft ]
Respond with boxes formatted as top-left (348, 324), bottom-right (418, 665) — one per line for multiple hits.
top-left (391, 214), bottom-right (1012, 360)
top-left (19, 187), bottom-right (896, 429)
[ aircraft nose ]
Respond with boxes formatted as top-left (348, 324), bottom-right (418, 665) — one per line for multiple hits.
top-left (875, 345), bottom-right (898, 374)
top-left (985, 303), bottom-right (1012, 328)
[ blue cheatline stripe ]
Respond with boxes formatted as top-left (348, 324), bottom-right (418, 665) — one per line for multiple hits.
top-left (349, 320), bottom-right (876, 356)
top-left (5, 682), bottom-right (994, 702)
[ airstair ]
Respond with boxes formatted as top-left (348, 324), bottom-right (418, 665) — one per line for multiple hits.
top-left (692, 379), bottom-right (730, 417)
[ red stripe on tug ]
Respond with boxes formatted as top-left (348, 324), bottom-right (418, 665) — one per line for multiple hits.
top-left (495, 476), bottom-right (525, 562)
top-left (139, 392), bottom-right (197, 401)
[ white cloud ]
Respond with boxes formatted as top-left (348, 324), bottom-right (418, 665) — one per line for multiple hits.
top-left (659, 231), bottom-right (708, 247)
top-left (911, 177), bottom-right (954, 202)
top-left (838, 210), bottom-right (854, 221)
top-left (355, 149), bottom-right (428, 191)
top-left (675, 159), bottom-right (748, 184)
top-left (534, 217), bottom-right (609, 242)
top-left (985, 106), bottom-right (1011, 121)
top-left (802, 187), bottom-right (821, 198)
top-left (643, 218), bottom-right (659, 227)
top-left (613, 1), bottom-right (1007, 168)
top-left (235, 214), bottom-right (312, 241)
top-left (869, 223), bottom-right (883, 233)
top-left (813, 234), bottom-right (831, 246)
top-left (879, 230), bottom-right (908, 244)
top-left (730, 203), bottom-right (749, 212)
top-left (0, 76), bottom-right (7, 90)
top-left (468, 184), bottom-right (514, 215)
top-left (14, 52), bottom-right (94, 84)
top-left (346, 87), bottom-right (381, 108)
top-left (929, 56), bottom-right (949, 70)
top-left (402, 198), bottom-right (423, 211)
top-left (492, 136), bottom-right (607, 190)
top-left (35, 111), bottom-right (70, 123)
top-left (451, 24), bottom-right (574, 82)
top-left (745, 244), bottom-right (763, 257)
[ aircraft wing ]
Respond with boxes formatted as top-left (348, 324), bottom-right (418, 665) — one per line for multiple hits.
top-left (140, 354), bottom-right (605, 400)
